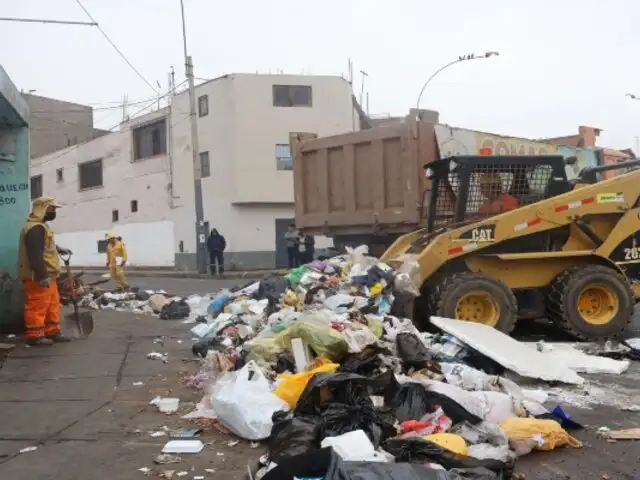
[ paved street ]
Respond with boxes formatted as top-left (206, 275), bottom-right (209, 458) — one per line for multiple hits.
top-left (2, 275), bottom-right (640, 479)
top-left (85, 274), bottom-right (245, 297)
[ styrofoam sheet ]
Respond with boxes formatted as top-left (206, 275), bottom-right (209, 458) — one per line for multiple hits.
top-left (430, 317), bottom-right (585, 385)
top-left (523, 343), bottom-right (630, 375)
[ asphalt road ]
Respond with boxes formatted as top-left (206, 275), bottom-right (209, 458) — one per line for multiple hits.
top-left (85, 275), bottom-right (243, 297)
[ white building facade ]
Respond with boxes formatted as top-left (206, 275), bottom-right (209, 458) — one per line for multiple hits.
top-left (29, 74), bottom-right (357, 270)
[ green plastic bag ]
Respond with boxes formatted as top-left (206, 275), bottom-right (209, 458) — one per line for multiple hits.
top-left (284, 266), bottom-right (310, 286)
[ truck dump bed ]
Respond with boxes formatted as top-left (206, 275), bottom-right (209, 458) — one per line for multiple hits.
top-left (291, 119), bottom-right (437, 237)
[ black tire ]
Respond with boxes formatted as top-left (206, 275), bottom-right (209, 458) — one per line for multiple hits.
top-left (428, 272), bottom-right (519, 334)
top-left (547, 265), bottom-right (633, 340)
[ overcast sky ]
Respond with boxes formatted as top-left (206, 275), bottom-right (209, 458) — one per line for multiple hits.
top-left (2, 0), bottom-right (638, 149)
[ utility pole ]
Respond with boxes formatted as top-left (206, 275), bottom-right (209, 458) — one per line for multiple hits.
top-left (359, 69), bottom-right (368, 107)
top-left (180, 0), bottom-right (207, 274)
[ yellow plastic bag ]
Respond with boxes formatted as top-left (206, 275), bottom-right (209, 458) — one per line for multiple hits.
top-left (500, 418), bottom-right (582, 452)
top-left (424, 433), bottom-right (468, 455)
top-left (274, 362), bottom-right (339, 408)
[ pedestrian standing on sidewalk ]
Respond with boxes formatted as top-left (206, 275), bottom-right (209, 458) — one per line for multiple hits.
top-left (284, 223), bottom-right (300, 268)
top-left (206, 228), bottom-right (226, 275)
top-left (18, 196), bottom-right (72, 346)
top-left (299, 233), bottom-right (315, 264)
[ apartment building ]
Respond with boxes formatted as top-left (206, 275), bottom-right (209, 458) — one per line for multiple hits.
top-left (29, 73), bottom-right (357, 269)
top-left (22, 93), bottom-right (108, 159)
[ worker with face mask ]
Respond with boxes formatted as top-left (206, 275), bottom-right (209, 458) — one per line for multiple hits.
top-left (105, 233), bottom-right (129, 290)
top-left (18, 196), bottom-right (72, 346)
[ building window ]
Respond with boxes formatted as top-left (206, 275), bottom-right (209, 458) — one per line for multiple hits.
top-left (112, 209), bottom-right (119, 222)
top-left (56, 168), bottom-right (64, 183)
top-left (78, 158), bottom-right (103, 190)
top-left (133, 119), bottom-right (167, 160)
top-left (30, 175), bottom-right (43, 199)
top-left (276, 144), bottom-right (292, 171)
top-left (130, 200), bottom-right (138, 213)
top-left (198, 95), bottom-right (209, 117)
top-left (200, 151), bottom-right (210, 178)
top-left (273, 85), bottom-right (312, 107)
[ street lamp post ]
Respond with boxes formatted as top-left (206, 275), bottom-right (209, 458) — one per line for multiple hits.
top-left (416, 52), bottom-right (500, 118)
top-left (626, 93), bottom-right (640, 101)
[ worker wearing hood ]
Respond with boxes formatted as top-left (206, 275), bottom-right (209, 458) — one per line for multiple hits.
top-left (18, 196), bottom-right (72, 346)
top-left (105, 232), bottom-right (129, 290)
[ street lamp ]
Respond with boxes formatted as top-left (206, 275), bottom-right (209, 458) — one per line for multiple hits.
top-left (416, 51), bottom-right (500, 117)
top-left (626, 93), bottom-right (640, 101)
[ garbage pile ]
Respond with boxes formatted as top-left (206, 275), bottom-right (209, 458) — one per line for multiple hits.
top-left (164, 245), bottom-right (639, 480)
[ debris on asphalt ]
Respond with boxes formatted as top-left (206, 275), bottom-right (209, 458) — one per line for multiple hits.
top-left (128, 245), bottom-right (640, 478)
top-left (150, 397), bottom-right (180, 414)
top-left (161, 440), bottom-right (205, 454)
top-left (154, 453), bottom-right (182, 464)
top-left (600, 428), bottom-right (640, 440)
top-left (19, 446), bottom-right (38, 454)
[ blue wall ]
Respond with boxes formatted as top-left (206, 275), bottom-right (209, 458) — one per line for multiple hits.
top-left (0, 66), bottom-right (30, 333)
top-left (558, 145), bottom-right (599, 180)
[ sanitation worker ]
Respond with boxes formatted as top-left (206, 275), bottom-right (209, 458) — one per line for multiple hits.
top-left (18, 196), bottom-right (72, 346)
top-left (105, 232), bottom-right (129, 290)
top-left (478, 173), bottom-right (519, 215)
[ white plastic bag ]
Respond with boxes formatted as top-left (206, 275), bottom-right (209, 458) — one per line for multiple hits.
top-left (320, 430), bottom-right (393, 462)
top-left (211, 361), bottom-right (288, 440)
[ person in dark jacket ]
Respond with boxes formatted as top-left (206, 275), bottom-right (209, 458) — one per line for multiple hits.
top-left (299, 234), bottom-right (315, 264)
top-left (206, 228), bottom-right (226, 275)
top-left (284, 223), bottom-right (299, 268)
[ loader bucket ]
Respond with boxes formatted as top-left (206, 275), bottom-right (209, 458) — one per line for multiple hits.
top-left (61, 310), bottom-right (94, 339)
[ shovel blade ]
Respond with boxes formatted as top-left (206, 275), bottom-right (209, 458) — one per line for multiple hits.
top-left (62, 311), bottom-right (95, 339)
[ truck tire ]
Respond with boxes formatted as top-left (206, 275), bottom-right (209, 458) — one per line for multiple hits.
top-left (428, 272), bottom-right (518, 334)
top-left (547, 265), bottom-right (633, 340)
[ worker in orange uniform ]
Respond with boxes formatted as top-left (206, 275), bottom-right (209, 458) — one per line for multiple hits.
top-left (18, 196), bottom-right (72, 346)
top-left (478, 173), bottom-right (519, 215)
top-left (105, 233), bottom-right (129, 290)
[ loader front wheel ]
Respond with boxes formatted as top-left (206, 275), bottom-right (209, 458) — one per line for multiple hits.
top-left (547, 265), bottom-right (633, 340)
top-left (429, 272), bottom-right (518, 333)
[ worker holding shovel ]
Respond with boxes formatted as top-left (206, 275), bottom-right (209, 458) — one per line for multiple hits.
top-left (18, 196), bottom-right (72, 346)
top-left (105, 233), bottom-right (129, 290)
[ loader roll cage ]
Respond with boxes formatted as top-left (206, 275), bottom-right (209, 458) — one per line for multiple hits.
top-left (422, 155), bottom-right (572, 233)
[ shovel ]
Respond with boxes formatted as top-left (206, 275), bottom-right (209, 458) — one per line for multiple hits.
top-left (60, 252), bottom-right (94, 339)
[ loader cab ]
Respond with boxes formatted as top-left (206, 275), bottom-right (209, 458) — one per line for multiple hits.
top-left (423, 155), bottom-right (571, 232)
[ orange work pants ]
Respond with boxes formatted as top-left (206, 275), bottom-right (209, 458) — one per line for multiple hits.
top-left (23, 279), bottom-right (61, 340)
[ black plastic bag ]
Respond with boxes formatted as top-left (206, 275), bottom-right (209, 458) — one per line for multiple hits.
top-left (256, 275), bottom-right (289, 308)
top-left (263, 447), bottom-right (451, 480)
top-left (396, 332), bottom-right (434, 369)
top-left (384, 438), bottom-right (513, 478)
top-left (268, 411), bottom-right (320, 463)
top-left (448, 468), bottom-right (500, 480)
top-left (376, 371), bottom-right (481, 425)
top-left (159, 299), bottom-right (190, 320)
top-left (340, 345), bottom-right (386, 376)
top-left (294, 372), bottom-right (396, 447)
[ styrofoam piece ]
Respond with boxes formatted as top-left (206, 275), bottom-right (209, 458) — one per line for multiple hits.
top-left (161, 440), bottom-right (204, 454)
top-left (524, 342), bottom-right (630, 375)
top-left (291, 338), bottom-right (312, 373)
top-left (430, 316), bottom-right (584, 385)
top-left (321, 430), bottom-right (392, 462)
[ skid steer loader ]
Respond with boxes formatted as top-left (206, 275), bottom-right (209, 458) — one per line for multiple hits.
top-left (382, 155), bottom-right (640, 340)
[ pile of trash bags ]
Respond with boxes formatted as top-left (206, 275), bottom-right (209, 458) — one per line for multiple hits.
top-left (182, 246), bottom-right (587, 479)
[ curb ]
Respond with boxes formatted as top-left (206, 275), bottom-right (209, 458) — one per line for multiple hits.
top-left (78, 269), bottom-right (281, 281)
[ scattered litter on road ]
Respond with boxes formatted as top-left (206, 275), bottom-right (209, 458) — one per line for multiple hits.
top-left (600, 428), bottom-right (640, 440)
top-left (130, 246), bottom-right (640, 478)
top-left (133, 381), bottom-right (145, 386)
top-left (154, 454), bottom-right (182, 464)
top-left (147, 351), bottom-right (169, 363)
top-left (150, 397), bottom-right (180, 414)
top-left (19, 446), bottom-right (38, 454)
top-left (138, 466), bottom-right (152, 475)
top-left (161, 440), bottom-right (204, 454)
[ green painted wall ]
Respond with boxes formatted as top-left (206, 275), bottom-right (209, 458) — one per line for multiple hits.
top-left (0, 66), bottom-right (30, 333)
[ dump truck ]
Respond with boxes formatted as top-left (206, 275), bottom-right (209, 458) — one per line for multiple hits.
top-left (291, 114), bottom-right (436, 256)
top-left (380, 156), bottom-right (640, 340)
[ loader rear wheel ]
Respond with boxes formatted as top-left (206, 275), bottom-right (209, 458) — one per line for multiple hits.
top-left (429, 272), bottom-right (518, 333)
top-left (547, 265), bottom-right (633, 340)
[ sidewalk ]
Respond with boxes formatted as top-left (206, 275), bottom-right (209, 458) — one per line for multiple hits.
top-left (77, 267), bottom-right (281, 280)
top-left (0, 310), bottom-right (261, 479)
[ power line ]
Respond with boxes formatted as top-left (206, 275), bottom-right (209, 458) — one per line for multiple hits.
top-left (73, 0), bottom-right (158, 94)
top-left (0, 17), bottom-right (96, 26)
